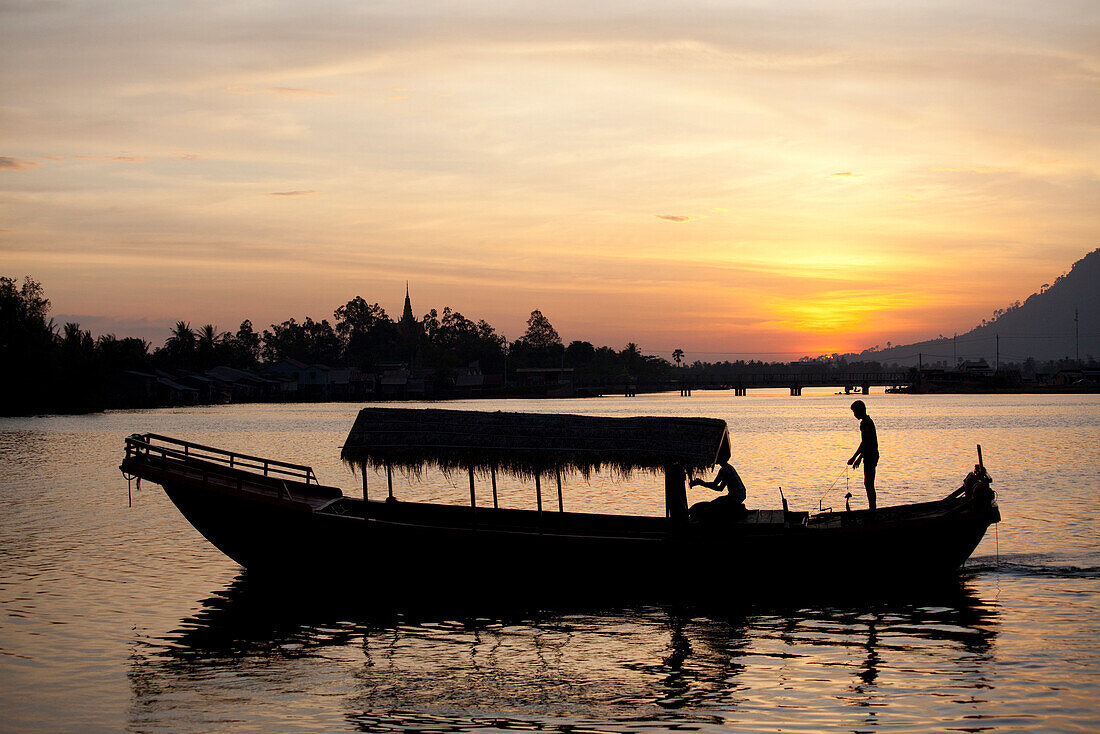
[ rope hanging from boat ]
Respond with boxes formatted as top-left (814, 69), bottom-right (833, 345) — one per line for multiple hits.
top-left (120, 470), bottom-right (140, 508)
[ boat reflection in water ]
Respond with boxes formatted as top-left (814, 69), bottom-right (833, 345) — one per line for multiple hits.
top-left (127, 575), bottom-right (1001, 733)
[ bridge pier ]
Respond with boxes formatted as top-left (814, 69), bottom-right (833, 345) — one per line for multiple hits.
top-left (861, 382), bottom-right (870, 395)
top-left (680, 385), bottom-right (692, 396)
top-left (734, 386), bottom-right (746, 396)
top-left (789, 385), bottom-right (803, 396)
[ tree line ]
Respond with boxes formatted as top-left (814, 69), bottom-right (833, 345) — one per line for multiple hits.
top-left (1, 276), bottom-right (675, 414)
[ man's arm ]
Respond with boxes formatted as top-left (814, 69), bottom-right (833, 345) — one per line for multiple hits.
top-left (690, 476), bottom-right (725, 492)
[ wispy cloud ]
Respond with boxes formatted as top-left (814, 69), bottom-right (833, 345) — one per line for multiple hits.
top-left (932, 166), bottom-right (1008, 174)
top-left (0, 156), bottom-right (39, 171)
top-left (227, 85), bottom-right (335, 97)
top-left (269, 86), bottom-right (336, 97)
top-left (830, 172), bottom-right (862, 178)
top-left (73, 154), bottom-right (149, 163)
top-left (655, 215), bottom-right (691, 222)
top-left (266, 190), bottom-right (317, 196)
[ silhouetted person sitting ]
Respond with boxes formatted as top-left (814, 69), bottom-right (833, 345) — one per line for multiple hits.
top-left (847, 400), bottom-right (879, 511)
top-left (689, 459), bottom-right (748, 522)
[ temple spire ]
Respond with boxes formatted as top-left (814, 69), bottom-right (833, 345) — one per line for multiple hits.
top-left (402, 281), bottom-right (414, 322)
top-left (399, 282), bottom-right (420, 351)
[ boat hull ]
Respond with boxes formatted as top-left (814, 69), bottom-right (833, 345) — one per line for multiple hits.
top-left (150, 469), bottom-right (999, 593)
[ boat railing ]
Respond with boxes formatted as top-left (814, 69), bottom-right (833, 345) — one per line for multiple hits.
top-left (124, 433), bottom-right (318, 486)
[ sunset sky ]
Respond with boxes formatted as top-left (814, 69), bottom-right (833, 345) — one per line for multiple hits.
top-left (2, 1), bottom-right (1097, 360)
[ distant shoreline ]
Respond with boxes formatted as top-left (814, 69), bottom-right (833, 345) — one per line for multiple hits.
top-left (897, 384), bottom-right (1100, 396)
top-left (4, 383), bottom-right (1098, 419)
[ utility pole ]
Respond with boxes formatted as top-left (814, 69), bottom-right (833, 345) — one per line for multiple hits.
top-left (1075, 308), bottom-right (1080, 363)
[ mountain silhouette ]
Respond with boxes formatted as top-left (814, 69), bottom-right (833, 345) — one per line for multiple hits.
top-left (857, 248), bottom-right (1099, 367)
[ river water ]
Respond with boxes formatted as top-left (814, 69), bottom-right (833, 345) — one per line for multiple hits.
top-left (1, 392), bottom-right (1097, 733)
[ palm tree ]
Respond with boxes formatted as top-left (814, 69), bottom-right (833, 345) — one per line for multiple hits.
top-left (672, 348), bottom-right (684, 367)
top-left (164, 321), bottom-right (195, 366)
top-left (622, 342), bottom-right (643, 375)
top-left (62, 321), bottom-right (83, 344)
top-left (166, 321), bottom-right (194, 347)
top-left (61, 322), bottom-right (92, 359)
top-left (197, 324), bottom-right (224, 350)
top-left (197, 324), bottom-right (225, 369)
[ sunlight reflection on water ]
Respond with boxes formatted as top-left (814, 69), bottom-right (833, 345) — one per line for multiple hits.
top-left (1, 392), bottom-right (1098, 732)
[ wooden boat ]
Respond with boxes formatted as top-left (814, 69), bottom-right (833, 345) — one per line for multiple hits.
top-left (119, 408), bottom-right (1000, 590)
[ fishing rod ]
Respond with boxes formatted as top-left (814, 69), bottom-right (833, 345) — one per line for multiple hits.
top-left (815, 463), bottom-right (850, 511)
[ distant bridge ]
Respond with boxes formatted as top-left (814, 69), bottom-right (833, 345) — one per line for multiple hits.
top-left (684, 371), bottom-right (911, 395)
top-left (581, 371), bottom-right (912, 397)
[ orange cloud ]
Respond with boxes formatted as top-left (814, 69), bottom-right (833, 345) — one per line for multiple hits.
top-left (830, 171), bottom-right (862, 177)
top-left (73, 154), bottom-right (149, 163)
top-left (655, 214), bottom-right (691, 222)
top-left (266, 190), bottom-right (317, 196)
top-left (768, 290), bottom-right (925, 333)
top-left (0, 156), bottom-right (39, 171)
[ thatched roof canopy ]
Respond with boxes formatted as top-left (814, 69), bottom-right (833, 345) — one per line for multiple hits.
top-left (341, 407), bottom-right (730, 478)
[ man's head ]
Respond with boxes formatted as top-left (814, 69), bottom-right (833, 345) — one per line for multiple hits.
top-left (850, 400), bottom-right (867, 418)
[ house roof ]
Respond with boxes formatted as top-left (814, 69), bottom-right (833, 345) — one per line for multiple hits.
top-left (156, 377), bottom-right (197, 392)
top-left (207, 366), bottom-right (278, 384)
top-left (516, 367), bottom-right (574, 373)
top-left (341, 407), bottom-right (730, 478)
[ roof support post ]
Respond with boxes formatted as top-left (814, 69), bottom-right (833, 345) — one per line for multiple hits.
top-left (556, 468), bottom-right (563, 512)
top-left (362, 464), bottom-right (369, 501)
top-left (664, 464), bottom-right (688, 523)
top-left (468, 466), bottom-right (477, 509)
top-left (535, 472), bottom-right (543, 515)
top-left (491, 467), bottom-right (498, 509)
top-left (386, 463), bottom-right (394, 500)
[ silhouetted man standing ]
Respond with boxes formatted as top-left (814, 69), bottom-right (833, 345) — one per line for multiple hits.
top-left (847, 400), bottom-right (879, 511)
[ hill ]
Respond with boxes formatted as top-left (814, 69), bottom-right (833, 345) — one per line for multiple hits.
top-left (856, 248), bottom-right (1099, 368)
